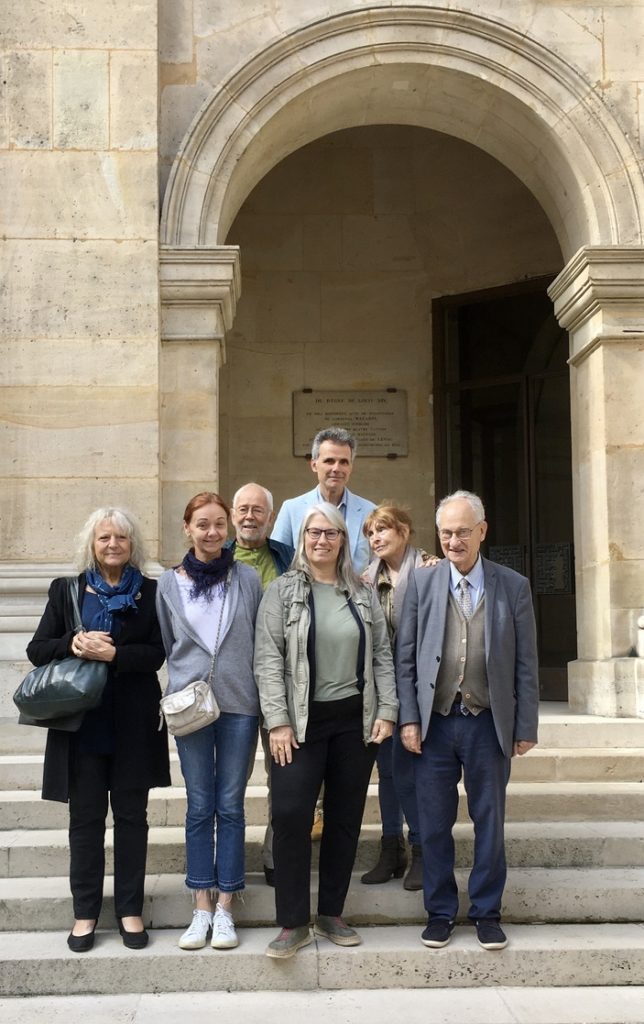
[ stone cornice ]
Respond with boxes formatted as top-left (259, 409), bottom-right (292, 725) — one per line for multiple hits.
top-left (548, 246), bottom-right (644, 365)
top-left (159, 245), bottom-right (241, 346)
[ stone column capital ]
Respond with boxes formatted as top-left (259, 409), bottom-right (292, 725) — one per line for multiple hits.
top-left (159, 245), bottom-right (241, 351)
top-left (548, 246), bottom-right (644, 365)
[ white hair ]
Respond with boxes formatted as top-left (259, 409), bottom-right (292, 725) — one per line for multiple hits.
top-left (74, 507), bottom-right (148, 571)
top-left (436, 490), bottom-right (486, 528)
top-left (231, 482), bottom-right (273, 512)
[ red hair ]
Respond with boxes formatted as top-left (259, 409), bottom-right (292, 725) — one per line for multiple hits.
top-left (183, 491), bottom-right (230, 524)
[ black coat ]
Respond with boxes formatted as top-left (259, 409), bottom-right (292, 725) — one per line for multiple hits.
top-left (26, 573), bottom-right (171, 802)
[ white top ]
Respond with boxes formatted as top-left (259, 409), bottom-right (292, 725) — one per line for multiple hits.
top-left (175, 571), bottom-right (230, 654)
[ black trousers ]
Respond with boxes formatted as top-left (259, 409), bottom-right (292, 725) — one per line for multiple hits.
top-left (68, 750), bottom-right (149, 919)
top-left (271, 700), bottom-right (377, 928)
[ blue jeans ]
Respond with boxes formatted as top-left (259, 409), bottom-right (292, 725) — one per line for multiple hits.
top-left (415, 707), bottom-right (510, 921)
top-left (176, 713), bottom-right (258, 892)
top-left (376, 730), bottom-right (421, 845)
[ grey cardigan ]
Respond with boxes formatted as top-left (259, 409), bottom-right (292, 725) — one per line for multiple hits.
top-left (156, 562), bottom-right (262, 717)
top-left (254, 570), bottom-right (398, 744)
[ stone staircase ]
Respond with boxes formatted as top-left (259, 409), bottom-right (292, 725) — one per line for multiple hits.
top-left (1, 703), bottom-right (644, 1015)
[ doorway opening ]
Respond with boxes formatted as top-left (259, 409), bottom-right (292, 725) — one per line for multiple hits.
top-left (433, 279), bottom-right (576, 700)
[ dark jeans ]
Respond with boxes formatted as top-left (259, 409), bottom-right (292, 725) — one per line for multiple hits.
top-left (415, 707), bottom-right (510, 922)
top-left (271, 700), bottom-right (377, 928)
top-left (376, 729), bottom-right (421, 845)
top-left (68, 750), bottom-right (149, 919)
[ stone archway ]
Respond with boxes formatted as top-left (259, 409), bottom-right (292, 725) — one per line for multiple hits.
top-left (160, 6), bottom-right (644, 254)
top-left (159, 5), bottom-right (644, 715)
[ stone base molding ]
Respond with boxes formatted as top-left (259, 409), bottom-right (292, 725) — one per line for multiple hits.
top-left (0, 563), bottom-right (76, 663)
top-left (568, 658), bottom-right (644, 719)
top-left (550, 247), bottom-right (644, 717)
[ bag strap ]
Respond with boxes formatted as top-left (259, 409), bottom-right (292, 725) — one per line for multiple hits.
top-left (66, 577), bottom-right (84, 634)
top-left (205, 567), bottom-right (233, 688)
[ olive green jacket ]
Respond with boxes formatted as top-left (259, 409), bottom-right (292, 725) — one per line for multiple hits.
top-left (253, 570), bottom-right (398, 744)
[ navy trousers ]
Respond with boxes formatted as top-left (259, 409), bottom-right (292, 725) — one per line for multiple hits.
top-left (414, 707), bottom-right (511, 921)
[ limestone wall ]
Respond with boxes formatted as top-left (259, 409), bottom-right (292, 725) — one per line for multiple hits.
top-left (1, 2), bottom-right (161, 561)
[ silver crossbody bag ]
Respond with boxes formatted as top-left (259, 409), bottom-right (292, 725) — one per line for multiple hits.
top-left (160, 568), bottom-right (231, 737)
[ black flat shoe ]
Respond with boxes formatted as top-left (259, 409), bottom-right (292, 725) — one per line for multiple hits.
top-left (263, 866), bottom-right (275, 887)
top-left (117, 918), bottom-right (149, 949)
top-left (67, 923), bottom-right (96, 953)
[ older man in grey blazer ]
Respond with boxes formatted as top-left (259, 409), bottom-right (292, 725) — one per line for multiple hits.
top-left (396, 490), bottom-right (538, 952)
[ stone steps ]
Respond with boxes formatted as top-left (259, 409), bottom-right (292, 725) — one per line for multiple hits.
top-left (2, 703), bottom-right (644, 753)
top-left (1, 924), bottom-right (643, 996)
top-left (3, 746), bottom-right (644, 789)
top-left (1, 867), bottom-right (643, 932)
top-left (1, 705), bottom-right (644, 1001)
top-left (3, 780), bottom-right (644, 830)
top-left (3, 986), bottom-right (644, 1024)
top-left (3, 821), bottom-right (644, 878)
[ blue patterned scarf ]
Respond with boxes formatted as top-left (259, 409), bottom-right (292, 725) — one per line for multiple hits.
top-left (85, 565), bottom-right (144, 632)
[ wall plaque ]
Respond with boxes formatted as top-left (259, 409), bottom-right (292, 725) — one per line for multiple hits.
top-left (293, 390), bottom-right (408, 457)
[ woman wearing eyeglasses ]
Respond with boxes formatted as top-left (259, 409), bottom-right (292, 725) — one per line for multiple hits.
top-left (254, 502), bottom-right (398, 959)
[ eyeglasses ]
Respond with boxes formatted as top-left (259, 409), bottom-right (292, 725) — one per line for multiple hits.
top-left (305, 528), bottom-right (342, 541)
top-left (438, 523), bottom-right (482, 542)
top-left (234, 505), bottom-right (268, 517)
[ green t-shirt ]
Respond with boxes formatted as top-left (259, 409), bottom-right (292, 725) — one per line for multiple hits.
top-left (311, 581), bottom-right (360, 702)
top-left (233, 543), bottom-right (279, 591)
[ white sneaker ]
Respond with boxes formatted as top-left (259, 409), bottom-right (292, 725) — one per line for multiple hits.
top-left (178, 909), bottom-right (213, 949)
top-left (211, 903), bottom-right (238, 949)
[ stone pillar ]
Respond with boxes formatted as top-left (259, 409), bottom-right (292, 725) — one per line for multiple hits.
top-left (159, 246), bottom-right (241, 565)
top-left (549, 247), bottom-right (644, 717)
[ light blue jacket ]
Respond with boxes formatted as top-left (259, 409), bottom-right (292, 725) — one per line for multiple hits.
top-left (271, 486), bottom-right (375, 573)
top-left (156, 562), bottom-right (262, 717)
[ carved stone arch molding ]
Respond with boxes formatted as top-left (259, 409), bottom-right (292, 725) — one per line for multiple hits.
top-left (160, 5), bottom-right (644, 255)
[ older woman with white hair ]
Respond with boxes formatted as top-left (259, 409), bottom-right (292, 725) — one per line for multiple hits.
top-left (255, 502), bottom-right (398, 959)
top-left (26, 507), bottom-right (170, 953)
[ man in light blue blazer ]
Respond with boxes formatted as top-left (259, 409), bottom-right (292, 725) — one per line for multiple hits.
top-left (396, 490), bottom-right (539, 952)
top-left (271, 426), bottom-right (375, 572)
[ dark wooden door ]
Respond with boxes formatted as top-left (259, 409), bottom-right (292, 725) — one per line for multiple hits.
top-left (434, 280), bottom-right (576, 700)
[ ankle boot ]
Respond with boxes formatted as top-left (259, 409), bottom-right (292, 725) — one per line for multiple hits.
top-left (360, 835), bottom-right (407, 884)
top-left (403, 842), bottom-right (423, 891)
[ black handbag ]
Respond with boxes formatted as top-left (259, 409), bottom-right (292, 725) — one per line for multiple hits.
top-left (14, 578), bottom-right (108, 722)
